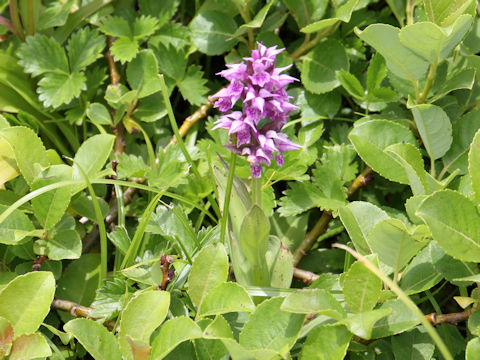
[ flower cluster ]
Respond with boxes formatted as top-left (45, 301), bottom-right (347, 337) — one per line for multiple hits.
top-left (213, 43), bottom-right (301, 178)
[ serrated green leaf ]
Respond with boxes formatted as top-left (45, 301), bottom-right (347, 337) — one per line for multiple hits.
top-left (190, 11), bottom-right (238, 55)
top-left (424, 0), bottom-right (474, 26)
top-left (37, 0), bottom-right (75, 30)
top-left (90, 276), bottom-right (131, 320)
top-left (126, 49), bottom-right (161, 98)
top-left (64, 318), bottom-right (122, 360)
top-left (178, 65), bottom-right (208, 106)
top-left (111, 37), bottom-right (139, 63)
top-left (99, 16), bottom-right (131, 37)
top-left (198, 282), bottom-right (255, 318)
top-left (9, 333), bottom-right (51, 360)
top-left (282, 0), bottom-right (329, 29)
top-left (18, 34), bottom-right (69, 76)
top-left (38, 71), bottom-right (86, 108)
top-left (139, 0), bottom-right (179, 27)
top-left (67, 27), bottom-right (105, 73)
top-left (337, 70), bottom-right (365, 99)
top-left (417, 190), bottom-right (480, 262)
top-left (301, 39), bottom-right (349, 94)
top-left (232, 0), bottom-right (275, 38)
top-left (300, 324), bottom-right (352, 360)
top-left (133, 15), bottom-right (159, 39)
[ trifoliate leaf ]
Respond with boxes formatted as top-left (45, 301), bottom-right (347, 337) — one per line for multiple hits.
top-left (133, 15), bottom-right (159, 39)
top-left (90, 277), bottom-right (133, 320)
top-left (67, 28), bottom-right (106, 73)
top-left (116, 154), bottom-right (148, 179)
top-left (99, 16), bottom-right (132, 38)
top-left (177, 65), bottom-right (208, 106)
top-left (149, 22), bottom-right (190, 49)
top-left (37, 72), bottom-right (86, 108)
top-left (139, 0), bottom-right (179, 27)
top-left (110, 37), bottom-right (139, 64)
top-left (18, 34), bottom-right (69, 76)
top-left (151, 43), bottom-right (186, 80)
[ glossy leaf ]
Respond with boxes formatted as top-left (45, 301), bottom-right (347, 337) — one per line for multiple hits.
top-left (190, 11), bottom-right (238, 55)
top-left (198, 282), bottom-right (255, 318)
top-left (391, 327), bottom-right (435, 360)
top-left (281, 289), bottom-right (346, 320)
top-left (301, 0), bottom-right (359, 34)
top-left (9, 333), bottom-right (51, 360)
top-left (0, 204), bottom-right (35, 245)
top-left (469, 128), bottom-right (480, 203)
top-left (371, 299), bottom-right (420, 338)
top-left (300, 325), bottom-right (352, 360)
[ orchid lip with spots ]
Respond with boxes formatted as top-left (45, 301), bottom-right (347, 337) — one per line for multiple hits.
top-left (213, 42), bottom-right (301, 178)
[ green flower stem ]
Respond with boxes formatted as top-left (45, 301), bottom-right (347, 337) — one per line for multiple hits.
top-left (251, 176), bottom-right (262, 207)
top-left (9, 0), bottom-right (24, 40)
top-left (27, 0), bottom-right (34, 35)
top-left (333, 243), bottom-right (453, 360)
top-left (220, 153), bottom-right (237, 245)
top-left (417, 60), bottom-right (438, 104)
top-left (159, 74), bottom-right (221, 219)
top-left (406, 0), bottom-right (415, 26)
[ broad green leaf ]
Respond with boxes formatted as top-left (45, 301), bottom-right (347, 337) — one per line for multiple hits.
top-left (150, 317), bottom-right (203, 359)
top-left (187, 243), bottom-right (228, 308)
top-left (443, 109), bottom-right (480, 175)
top-left (417, 190), bottom-right (480, 262)
top-left (87, 103), bottom-right (112, 125)
top-left (356, 24), bottom-right (429, 81)
top-left (64, 318), bottom-right (121, 360)
top-left (424, 0), bottom-right (474, 26)
top-left (282, 0), bottom-right (328, 29)
top-left (0, 126), bottom-right (49, 185)
top-left (72, 134), bottom-right (115, 191)
top-left (348, 120), bottom-right (417, 183)
top-left (385, 143), bottom-right (427, 195)
top-left (46, 229), bottom-right (82, 260)
top-left (469, 128), bottom-right (480, 203)
top-left (466, 337), bottom-right (480, 360)
top-left (239, 297), bottom-right (305, 354)
top-left (133, 15), bottom-right (159, 39)
top-left (337, 70), bottom-right (364, 99)
top-left (399, 15), bottom-right (472, 64)
top-left (0, 136), bottom-right (19, 187)
top-left (0, 272), bottom-right (55, 337)
top-left (300, 324), bottom-right (352, 360)
top-left (99, 16), bottom-right (131, 37)
top-left (38, 71), bottom-right (86, 108)
top-left (31, 164), bottom-right (72, 230)
top-left (150, 43), bottom-right (186, 80)
top-left (468, 311), bottom-right (480, 336)
top-left (301, 0), bottom-right (359, 34)
top-left (0, 204), bottom-right (35, 245)
top-left (391, 327), bottom-right (435, 360)
top-left (401, 243), bottom-right (443, 295)
top-left (119, 290), bottom-right (170, 360)
top-left (145, 147), bottom-right (189, 189)
top-left (266, 235), bottom-right (293, 288)
top-left (367, 219), bottom-right (426, 275)
top-left (138, 0), bottom-right (179, 27)
top-left (238, 205), bottom-right (270, 270)
top-left (232, 0), bottom-right (274, 37)
top-left (343, 255), bottom-right (382, 313)
top-left (371, 299), bottom-right (420, 338)
top-left (367, 54), bottom-right (387, 94)
top-left (301, 39), bottom-right (349, 94)
top-left (202, 315), bottom-right (234, 340)
top-left (9, 333), bottom-right (51, 360)
top-left (177, 65), bottom-right (208, 106)
top-left (198, 282), bottom-right (254, 318)
top-left (70, 193), bottom-right (109, 221)
top-left (111, 37), bottom-right (139, 63)
top-left (42, 322), bottom-right (72, 345)
top-left (126, 49), bottom-right (161, 99)
top-left (89, 276), bottom-right (131, 320)
top-left (270, 213), bottom-right (308, 252)
top-left (17, 34), bottom-right (69, 76)
top-left (190, 11), bottom-right (238, 55)
top-left (67, 27), bottom-right (105, 73)
top-left (341, 309), bottom-right (391, 340)
top-left (281, 289), bottom-right (346, 320)
top-left (431, 67), bottom-right (476, 101)
top-left (221, 339), bottom-right (279, 360)
top-left (37, 0), bottom-right (75, 30)
top-left (0, 316), bottom-right (13, 358)
top-left (411, 104), bottom-right (452, 160)
top-left (339, 201), bottom-right (390, 255)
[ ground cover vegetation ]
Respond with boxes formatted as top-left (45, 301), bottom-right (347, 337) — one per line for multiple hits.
top-left (1, 0), bottom-right (480, 358)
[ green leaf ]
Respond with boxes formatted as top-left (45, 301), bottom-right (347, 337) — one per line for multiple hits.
top-left (202, 315), bottom-right (234, 339)
top-left (133, 15), bottom-right (159, 39)
top-left (67, 27), bottom-right (105, 73)
top-left (367, 54), bottom-right (387, 94)
top-left (281, 289), bottom-right (346, 320)
top-left (72, 134), bottom-right (115, 191)
top-left (99, 16), bottom-right (131, 37)
top-left (337, 70), bottom-right (365, 99)
top-left (145, 146), bottom-right (189, 189)
top-left (266, 235), bottom-right (294, 288)
top-left (190, 11), bottom-right (238, 55)
top-left (17, 34), bottom-right (69, 76)
top-left (9, 333), bottom-right (51, 360)
top-left (349, 120), bottom-right (417, 183)
top-left (64, 318), bottom-right (121, 360)
top-left (89, 276), bottom-right (130, 320)
top-left (0, 272), bottom-right (55, 337)
top-left (300, 324), bottom-right (352, 360)
top-left (139, 0), bottom-right (179, 27)
top-left (367, 219), bottom-right (426, 275)
top-left (0, 126), bottom-right (49, 185)
top-left (239, 297), bottom-right (305, 354)
top-left (424, 0), bottom-right (474, 26)
top-left (119, 290), bottom-right (170, 360)
top-left (417, 190), bottom-right (480, 262)
top-left (232, 0), bottom-right (275, 38)
top-left (391, 327), bottom-right (435, 360)
top-left (38, 71), bottom-right (86, 108)
top-left (37, 0), bottom-right (75, 30)
top-left (198, 282), bottom-right (254, 318)
top-left (0, 204), bottom-right (35, 245)
top-left (31, 164), bottom-right (72, 230)
top-left (411, 104), bottom-right (452, 160)
top-left (187, 243), bottom-right (229, 309)
top-left (87, 103), bottom-right (112, 125)
top-left (301, 0), bottom-right (359, 34)
top-left (282, 0), bottom-right (329, 29)
top-left (401, 243), bottom-right (443, 295)
top-left (111, 37), bottom-right (139, 63)
top-left (126, 49), bottom-right (161, 99)
top-left (371, 299), bottom-right (420, 338)
top-left (399, 15), bottom-right (472, 64)
top-left (0, 316), bottom-right (13, 358)
top-left (46, 229), bottom-right (82, 260)
top-left (443, 109), bottom-right (480, 175)
top-left (301, 39), bottom-right (349, 94)
top-left (469, 128), bottom-right (480, 203)
top-left (150, 317), bottom-right (203, 359)
top-left (341, 309), bottom-right (391, 340)
top-left (466, 337), bottom-right (480, 360)
top-left (344, 255), bottom-right (382, 313)
top-left (150, 43), bottom-right (186, 80)
top-left (356, 24), bottom-right (429, 81)
top-left (177, 65), bottom-right (208, 106)
top-left (339, 201), bottom-right (390, 255)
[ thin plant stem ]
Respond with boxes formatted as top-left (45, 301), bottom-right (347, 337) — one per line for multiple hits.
top-left (417, 60), bottom-right (438, 104)
top-left (252, 176), bottom-right (262, 206)
top-left (333, 243), bottom-right (453, 360)
top-left (430, 157), bottom-right (436, 178)
top-left (406, 0), bottom-right (415, 25)
top-left (9, 0), bottom-right (24, 40)
top-left (27, 0), bottom-right (34, 35)
top-left (220, 153), bottom-right (237, 244)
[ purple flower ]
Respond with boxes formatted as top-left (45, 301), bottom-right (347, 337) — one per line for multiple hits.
top-left (213, 43), bottom-right (301, 177)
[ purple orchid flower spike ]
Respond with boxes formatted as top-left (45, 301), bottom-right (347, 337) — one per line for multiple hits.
top-left (213, 42), bottom-right (301, 178)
